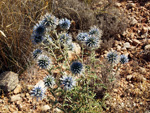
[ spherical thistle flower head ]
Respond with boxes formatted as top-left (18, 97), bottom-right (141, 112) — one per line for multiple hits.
top-left (106, 51), bottom-right (119, 64)
top-left (31, 33), bottom-right (44, 44)
top-left (32, 49), bottom-right (42, 59)
top-left (59, 32), bottom-right (72, 45)
top-left (59, 18), bottom-right (71, 30)
top-left (43, 75), bottom-right (55, 88)
top-left (37, 54), bottom-right (51, 69)
top-left (33, 23), bottom-right (45, 36)
top-left (120, 55), bottom-right (129, 64)
top-left (70, 61), bottom-right (83, 75)
top-left (60, 75), bottom-right (76, 90)
top-left (76, 32), bottom-right (89, 43)
top-left (40, 13), bottom-right (59, 30)
top-left (85, 35), bottom-right (100, 49)
top-left (89, 26), bottom-right (102, 38)
top-left (30, 86), bottom-right (45, 101)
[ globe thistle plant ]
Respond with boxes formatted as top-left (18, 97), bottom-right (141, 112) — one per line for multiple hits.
top-left (59, 18), bottom-right (71, 30)
top-left (60, 75), bottom-right (76, 90)
top-left (89, 26), bottom-right (102, 38)
top-left (43, 75), bottom-right (55, 88)
top-left (30, 86), bottom-right (46, 101)
top-left (76, 32), bottom-right (89, 43)
top-left (66, 43), bottom-right (75, 51)
top-left (33, 23), bottom-right (45, 36)
top-left (106, 51), bottom-right (119, 64)
top-left (31, 33), bottom-right (44, 44)
top-left (70, 61), bottom-right (83, 75)
top-left (32, 49), bottom-right (42, 59)
top-left (43, 35), bottom-right (53, 44)
top-left (37, 54), bottom-right (51, 69)
top-left (85, 35), bottom-right (100, 49)
top-left (120, 55), bottom-right (129, 64)
top-left (40, 13), bottom-right (59, 30)
top-left (58, 32), bottom-right (72, 45)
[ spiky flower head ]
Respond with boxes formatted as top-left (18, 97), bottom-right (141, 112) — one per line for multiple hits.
top-left (33, 23), bottom-right (45, 36)
top-left (60, 75), bottom-right (76, 90)
top-left (85, 35), bottom-right (100, 49)
top-left (43, 75), bottom-right (55, 88)
top-left (59, 18), bottom-right (71, 30)
top-left (66, 43), bottom-right (75, 51)
top-left (106, 51), bottom-right (119, 64)
top-left (30, 86), bottom-right (46, 101)
top-left (58, 32), bottom-right (72, 45)
top-left (76, 32), bottom-right (89, 43)
top-left (37, 55), bottom-right (51, 69)
top-left (120, 55), bottom-right (129, 64)
top-left (31, 33), bottom-right (44, 44)
top-left (89, 26), bottom-right (102, 38)
top-left (33, 49), bottom-right (42, 59)
top-left (40, 13), bottom-right (59, 30)
top-left (70, 61), bottom-right (83, 75)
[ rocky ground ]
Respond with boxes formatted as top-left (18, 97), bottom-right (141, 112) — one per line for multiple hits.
top-left (0, 0), bottom-right (150, 113)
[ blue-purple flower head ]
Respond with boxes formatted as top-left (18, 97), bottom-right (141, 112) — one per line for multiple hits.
top-left (107, 51), bottom-right (119, 64)
top-left (59, 18), bottom-right (71, 30)
top-left (59, 32), bottom-right (72, 45)
top-left (120, 55), bottom-right (128, 64)
top-left (33, 23), bottom-right (46, 36)
top-left (85, 35), bottom-right (100, 49)
top-left (76, 32), bottom-right (89, 43)
top-left (37, 55), bottom-right (51, 69)
top-left (60, 75), bottom-right (76, 90)
top-left (31, 33), bottom-right (44, 44)
top-left (43, 75), bottom-right (55, 88)
top-left (33, 49), bottom-right (42, 59)
top-left (70, 61), bottom-right (83, 75)
top-left (40, 13), bottom-right (58, 30)
top-left (30, 86), bottom-right (45, 101)
top-left (89, 26), bottom-right (102, 38)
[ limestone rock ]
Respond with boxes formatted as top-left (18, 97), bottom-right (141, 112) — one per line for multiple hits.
top-left (145, 44), bottom-right (150, 50)
top-left (10, 94), bottom-right (22, 102)
top-left (0, 71), bottom-right (19, 92)
top-left (13, 84), bottom-right (22, 94)
top-left (124, 42), bottom-right (131, 49)
top-left (41, 105), bottom-right (50, 112)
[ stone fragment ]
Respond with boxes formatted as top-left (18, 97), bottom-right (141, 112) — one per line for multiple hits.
top-left (10, 94), bottom-right (22, 102)
top-left (124, 42), bottom-right (131, 49)
top-left (115, 2), bottom-right (121, 7)
top-left (132, 39), bottom-right (141, 46)
top-left (41, 105), bottom-right (51, 112)
top-left (126, 3), bottom-right (136, 9)
top-left (145, 44), bottom-right (150, 50)
top-left (129, 17), bottom-right (138, 25)
top-left (139, 67), bottom-right (146, 75)
top-left (13, 84), bottom-right (22, 94)
top-left (0, 71), bottom-right (19, 92)
top-left (126, 75), bottom-right (133, 81)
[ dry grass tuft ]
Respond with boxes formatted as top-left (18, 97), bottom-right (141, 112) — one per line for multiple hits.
top-left (0, 0), bottom-right (53, 74)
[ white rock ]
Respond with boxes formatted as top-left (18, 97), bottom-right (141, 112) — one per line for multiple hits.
top-left (41, 105), bottom-right (50, 112)
top-left (115, 2), bottom-right (121, 7)
top-left (124, 42), bottom-right (131, 49)
top-left (13, 84), bottom-right (22, 94)
top-left (0, 71), bottom-right (19, 92)
top-left (126, 75), bottom-right (133, 81)
top-left (10, 94), bottom-right (22, 102)
top-left (145, 44), bottom-right (150, 50)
